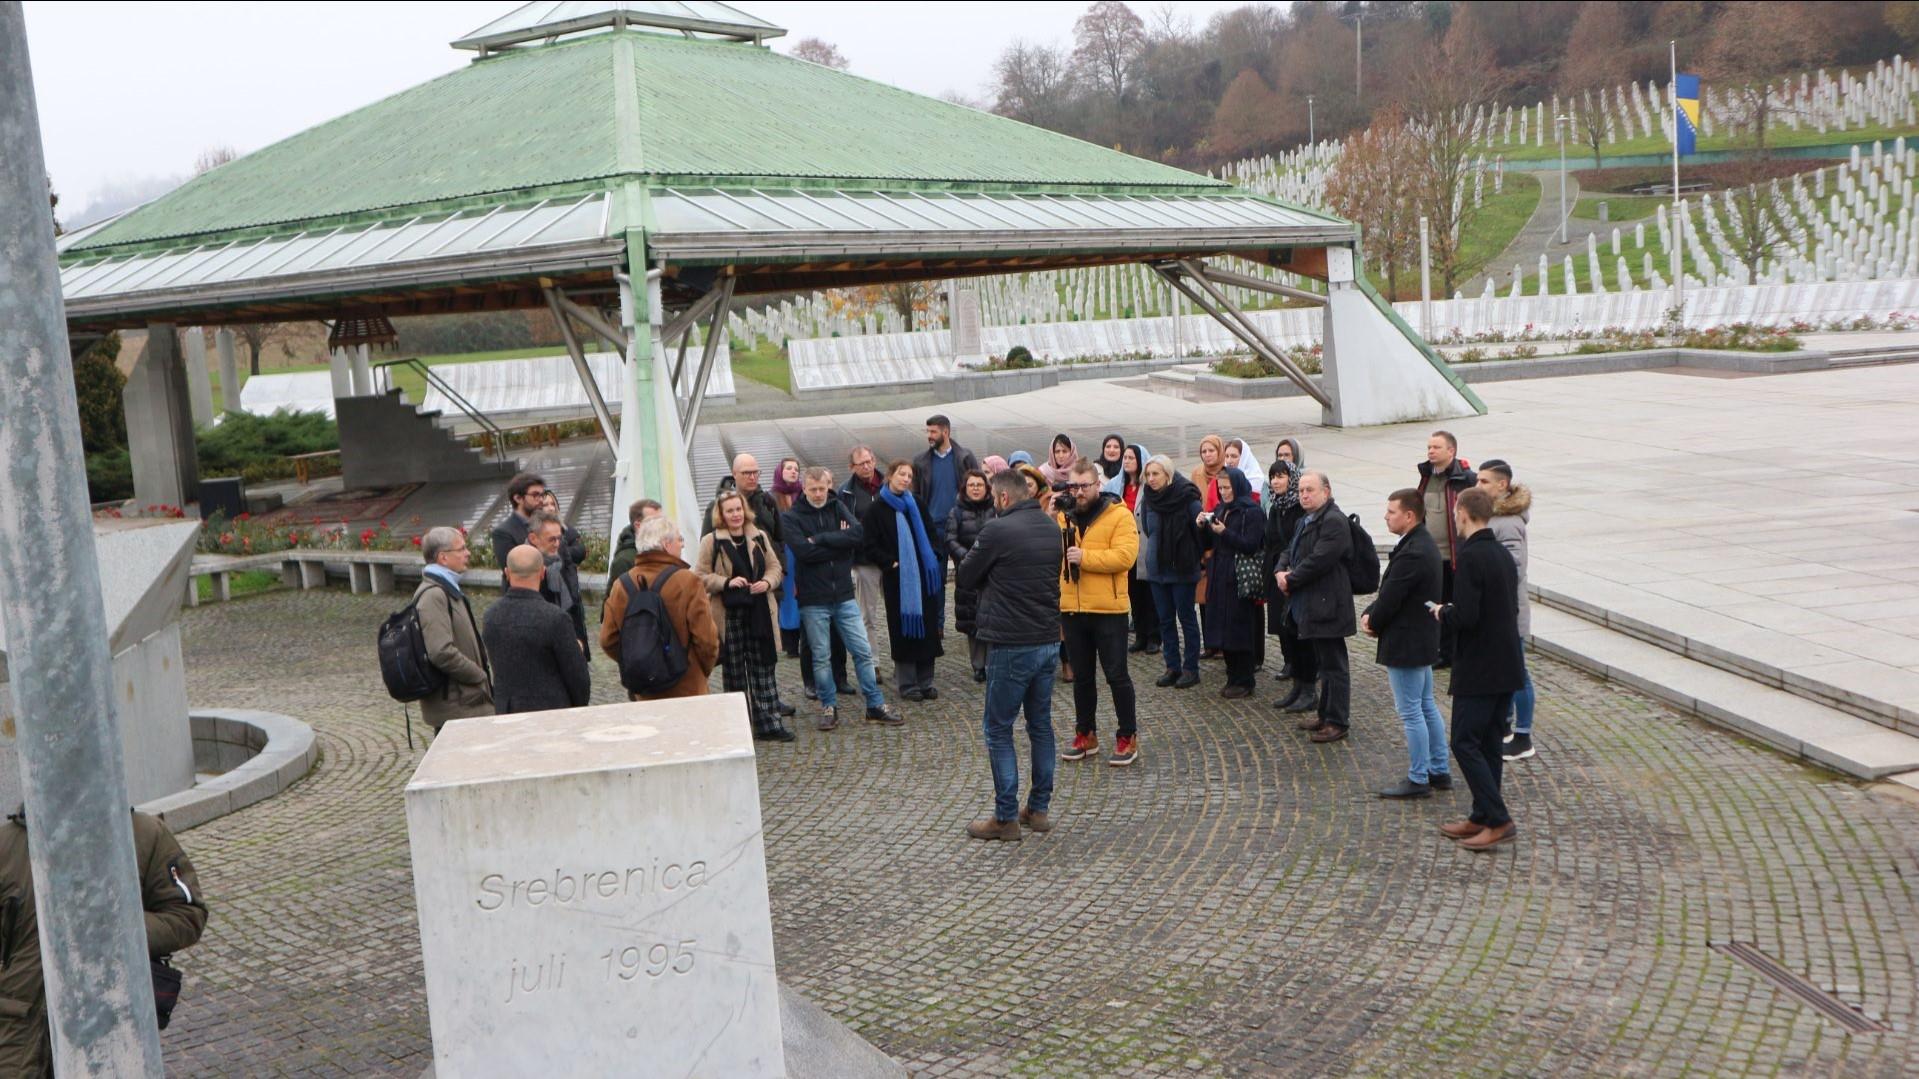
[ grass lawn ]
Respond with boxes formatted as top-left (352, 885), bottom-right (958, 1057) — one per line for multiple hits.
top-left (1455, 172), bottom-right (1543, 285)
top-left (1497, 118), bottom-right (1919, 163)
top-left (195, 569), bottom-right (280, 603)
top-left (1573, 195), bottom-right (1663, 222)
top-left (728, 341), bottom-right (791, 394)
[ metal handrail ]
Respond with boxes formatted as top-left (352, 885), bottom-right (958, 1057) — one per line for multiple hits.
top-left (371, 357), bottom-right (510, 462)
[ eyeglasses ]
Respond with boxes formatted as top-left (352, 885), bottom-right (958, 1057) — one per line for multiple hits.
top-left (1065, 482), bottom-right (1096, 491)
top-left (738, 469), bottom-right (760, 476)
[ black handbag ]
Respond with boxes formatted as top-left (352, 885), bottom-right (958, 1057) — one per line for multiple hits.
top-left (151, 956), bottom-right (182, 1029)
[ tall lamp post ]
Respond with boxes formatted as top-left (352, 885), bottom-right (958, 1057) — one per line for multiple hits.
top-left (1307, 94), bottom-right (1316, 146)
top-left (1354, 14), bottom-right (1364, 103)
top-left (1555, 113), bottom-right (1571, 245)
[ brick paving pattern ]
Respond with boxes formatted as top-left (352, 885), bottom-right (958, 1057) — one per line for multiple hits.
top-left (163, 588), bottom-right (1919, 1076)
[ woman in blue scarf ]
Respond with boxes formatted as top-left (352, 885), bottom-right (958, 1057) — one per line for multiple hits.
top-left (861, 459), bottom-right (946, 701)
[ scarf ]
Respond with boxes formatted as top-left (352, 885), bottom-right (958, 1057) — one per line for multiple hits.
top-left (1041, 434), bottom-right (1076, 486)
top-left (1143, 472), bottom-right (1202, 575)
top-left (1268, 459), bottom-right (1300, 513)
top-left (879, 485), bottom-right (942, 638)
top-left (772, 463), bottom-right (804, 503)
top-left (1097, 434), bottom-right (1125, 479)
top-left (422, 563), bottom-right (464, 594)
top-left (719, 532), bottom-right (777, 663)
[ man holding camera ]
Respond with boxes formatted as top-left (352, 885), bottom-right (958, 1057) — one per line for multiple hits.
top-left (1054, 458), bottom-right (1141, 767)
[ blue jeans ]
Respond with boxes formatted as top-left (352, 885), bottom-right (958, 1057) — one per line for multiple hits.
top-left (982, 643), bottom-right (1057, 822)
top-left (800, 601), bottom-right (883, 710)
top-left (1148, 579), bottom-right (1200, 673)
top-left (1507, 650), bottom-right (1536, 734)
top-left (1387, 665), bottom-right (1449, 784)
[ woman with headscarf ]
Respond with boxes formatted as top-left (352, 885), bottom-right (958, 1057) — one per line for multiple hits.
top-left (1015, 462), bottom-right (1048, 501)
top-left (1113, 443), bottom-right (1159, 653)
top-left (1225, 439), bottom-right (1264, 502)
top-left (946, 468), bottom-right (995, 683)
top-left (1265, 459), bottom-right (1318, 711)
top-left (1096, 434), bottom-right (1125, 486)
top-left (1199, 467), bottom-right (1266, 697)
top-left (1138, 455), bottom-right (1202, 688)
top-left (1274, 437), bottom-right (1304, 470)
top-left (1040, 433), bottom-right (1078, 490)
top-left (772, 457), bottom-right (805, 659)
top-left (863, 459), bottom-right (945, 700)
top-left (981, 454), bottom-right (1009, 476)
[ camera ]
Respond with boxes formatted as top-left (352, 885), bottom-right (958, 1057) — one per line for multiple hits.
top-left (1050, 485), bottom-right (1076, 513)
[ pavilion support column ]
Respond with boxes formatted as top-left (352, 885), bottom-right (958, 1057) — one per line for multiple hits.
top-left (124, 323), bottom-right (199, 509)
top-left (1318, 248), bottom-right (1484, 427)
top-left (182, 327), bottom-right (213, 427)
top-left (215, 328), bottom-right (240, 415)
top-left (327, 347), bottom-right (353, 399)
top-left (351, 343), bottom-right (374, 396)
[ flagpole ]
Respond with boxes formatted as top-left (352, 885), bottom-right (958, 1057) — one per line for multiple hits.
top-left (1671, 39), bottom-right (1684, 324)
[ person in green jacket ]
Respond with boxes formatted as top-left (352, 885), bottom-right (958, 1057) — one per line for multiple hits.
top-left (0, 808), bottom-right (207, 1076)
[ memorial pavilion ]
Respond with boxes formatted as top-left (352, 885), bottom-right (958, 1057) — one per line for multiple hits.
top-left (56, 0), bottom-right (1481, 541)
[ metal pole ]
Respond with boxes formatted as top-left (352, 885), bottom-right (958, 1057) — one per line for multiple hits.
top-left (1557, 115), bottom-right (1569, 244)
top-left (0, 5), bottom-right (168, 1074)
top-left (1355, 15), bottom-right (1363, 102)
top-left (1671, 39), bottom-right (1685, 322)
top-left (1308, 94), bottom-right (1316, 145)
top-left (1419, 216), bottom-right (1432, 336)
top-left (542, 287), bottom-right (620, 456)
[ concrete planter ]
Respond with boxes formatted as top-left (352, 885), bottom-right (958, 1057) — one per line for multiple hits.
top-left (1189, 371), bottom-right (1327, 399)
top-left (1056, 356), bottom-right (1194, 382)
top-left (933, 365), bottom-right (1059, 402)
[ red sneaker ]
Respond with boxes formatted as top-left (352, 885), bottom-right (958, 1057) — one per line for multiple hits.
top-left (1109, 736), bottom-right (1138, 767)
top-left (1060, 732), bottom-right (1097, 761)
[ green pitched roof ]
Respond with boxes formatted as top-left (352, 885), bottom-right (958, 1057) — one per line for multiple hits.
top-left (75, 30), bottom-right (1225, 253)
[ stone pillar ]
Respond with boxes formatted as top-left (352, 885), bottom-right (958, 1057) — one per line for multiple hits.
top-left (327, 346), bottom-right (353, 399)
top-left (215, 328), bottom-right (240, 414)
top-left (182, 327), bottom-right (213, 427)
top-left (1319, 250), bottom-right (1480, 428)
top-left (124, 323), bottom-right (199, 509)
top-left (351, 342), bottom-right (374, 396)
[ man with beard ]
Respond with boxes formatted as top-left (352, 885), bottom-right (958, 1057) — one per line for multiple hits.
top-left (1417, 431), bottom-right (1476, 668)
top-left (912, 415), bottom-right (981, 636)
top-left (840, 444), bottom-right (888, 661)
top-left (1053, 458), bottom-right (1141, 767)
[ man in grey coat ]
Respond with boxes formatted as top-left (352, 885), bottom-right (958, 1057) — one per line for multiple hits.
top-left (414, 526), bottom-right (493, 731)
top-left (484, 545), bottom-right (592, 714)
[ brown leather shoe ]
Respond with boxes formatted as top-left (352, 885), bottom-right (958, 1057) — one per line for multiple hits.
top-left (1439, 819), bottom-right (1482, 839)
top-left (1308, 724), bottom-right (1348, 743)
top-left (1295, 715), bottom-right (1326, 731)
top-left (1458, 822), bottom-right (1516, 851)
top-left (1018, 808), bottom-right (1053, 833)
top-left (966, 818), bottom-right (1022, 842)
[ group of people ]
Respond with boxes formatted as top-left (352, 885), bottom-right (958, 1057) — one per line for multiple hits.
top-left (403, 415), bottom-right (1537, 852)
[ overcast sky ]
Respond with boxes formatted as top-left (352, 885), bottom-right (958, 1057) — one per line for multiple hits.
top-left (23, 1), bottom-right (1259, 223)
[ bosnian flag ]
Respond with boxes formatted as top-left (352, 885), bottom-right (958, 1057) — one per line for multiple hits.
top-left (1674, 73), bottom-right (1700, 157)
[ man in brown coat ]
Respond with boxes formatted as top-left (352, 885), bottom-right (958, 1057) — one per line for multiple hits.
top-left (0, 808), bottom-right (207, 1076)
top-left (414, 526), bottom-right (493, 729)
top-left (600, 516), bottom-right (719, 699)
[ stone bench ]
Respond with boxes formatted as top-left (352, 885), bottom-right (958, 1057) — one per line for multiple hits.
top-left (190, 549), bottom-right (612, 604)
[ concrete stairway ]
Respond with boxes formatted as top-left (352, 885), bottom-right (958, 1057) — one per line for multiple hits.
top-left (1528, 584), bottom-right (1919, 787)
top-left (336, 390), bottom-right (518, 489)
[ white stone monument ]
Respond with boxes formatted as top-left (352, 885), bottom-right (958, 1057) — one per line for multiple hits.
top-left (406, 697), bottom-right (784, 1076)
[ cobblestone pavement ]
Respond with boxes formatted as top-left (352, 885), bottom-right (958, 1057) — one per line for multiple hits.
top-left (163, 588), bottom-right (1919, 1076)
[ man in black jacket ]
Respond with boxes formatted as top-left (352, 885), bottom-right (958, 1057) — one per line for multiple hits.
top-left (913, 416), bottom-right (982, 637)
top-left (783, 467), bottom-right (899, 730)
top-left (531, 511), bottom-right (589, 654)
top-left (1417, 431), bottom-right (1477, 668)
top-left (490, 472), bottom-right (547, 569)
top-left (956, 471), bottom-right (1062, 842)
top-left (1435, 487), bottom-right (1525, 852)
top-left (840, 445), bottom-right (887, 661)
top-left (1362, 490), bottom-right (1449, 799)
top-left (1275, 470), bottom-right (1356, 743)
top-left (484, 545), bottom-right (592, 714)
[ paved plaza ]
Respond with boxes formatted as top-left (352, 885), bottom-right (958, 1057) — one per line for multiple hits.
top-left (163, 585), bottom-right (1917, 1075)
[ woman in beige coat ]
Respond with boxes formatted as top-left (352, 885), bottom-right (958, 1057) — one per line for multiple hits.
top-left (694, 491), bottom-right (791, 741)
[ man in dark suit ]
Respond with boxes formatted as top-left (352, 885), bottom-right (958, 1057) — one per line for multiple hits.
top-left (1435, 487), bottom-right (1525, 852)
top-left (1362, 489), bottom-right (1449, 799)
top-left (1274, 470), bottom-right (1355, 744)
top-left (483, 544), bottom-right (591, 714)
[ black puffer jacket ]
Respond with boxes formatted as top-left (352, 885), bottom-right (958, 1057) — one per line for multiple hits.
top-left (956, 499), bottom-right (1061, 647)
top-left (1277, 499), bottom-right (1356, 640)
top-left (946, 495), bottom-right (995, 636)
top-left (780, 497), bottom-right (863, 606)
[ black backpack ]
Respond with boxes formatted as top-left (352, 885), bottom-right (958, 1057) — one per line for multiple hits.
top-left (379, 584), bottom-right (452, 702)
top-left (1345, 514), bottom-right (1381, 595)
top-left (616, 567), bottom-right (690, 695)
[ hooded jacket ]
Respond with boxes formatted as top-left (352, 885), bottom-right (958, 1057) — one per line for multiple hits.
top-left (0, 810), bottom-right (207, 1078)
top-left (1416, 456), bottom-right (1478, 566)
top-left (1054, 492), bottom-right (1138, 615)
top-left (1486, 484), bottom-right (1532, 636)
top-left (956, 499), bottom-right (1062, 646)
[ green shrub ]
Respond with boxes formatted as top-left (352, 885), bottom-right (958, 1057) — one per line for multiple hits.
top-left (196, 410), bottom-right (338, 478)
top-left (86, 447), bottom-right (133, 504)
top-left (73, 334), bottom-right (126, 454)
top-left (1210, 344), bottom-right (1323, 379)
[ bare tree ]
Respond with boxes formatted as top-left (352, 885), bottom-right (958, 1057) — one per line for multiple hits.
top-left (1703, 4), bottom-right (1833, 154)
top-left (788, 37), bottom-right (850, 70)
top-left (193, 145), bottom-right (237, 175)
top-left (1399, 52), bottom-right (1505, 296)
top-left (1072, 1), bottom-right (1146, 143)
top-left (1559, 1), bottom-right (1633, 168)
top-left (232, 322), bottom-right (297, 377)
top-left (1720, 167), bottom-right (1795, 284)
top-left (1326, 110), bottom-right (1420, 298)
top-left (880, 282), bottom-right (941, 332)
top-left (992, 40), bottom-right (1076, 128)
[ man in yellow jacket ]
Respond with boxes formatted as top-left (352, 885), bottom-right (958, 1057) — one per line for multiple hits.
top-left (1054, 457), bottom-right (1141, 766)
